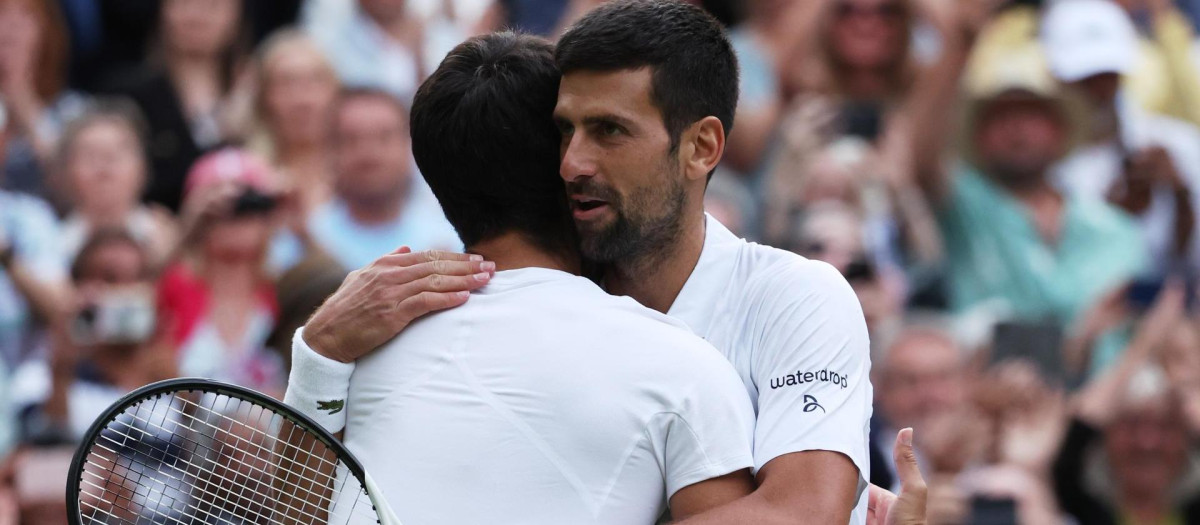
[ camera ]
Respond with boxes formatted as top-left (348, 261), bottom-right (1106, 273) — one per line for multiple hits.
top-left (232, 188), bottom-right (279, 216)
top-left (71, 288), bottom-right (156, 346)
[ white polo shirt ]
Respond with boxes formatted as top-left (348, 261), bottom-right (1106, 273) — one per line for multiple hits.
top-left (668, 214), bottom-right (873, 524)
top-left (337, 268), bottom-right (754, 524)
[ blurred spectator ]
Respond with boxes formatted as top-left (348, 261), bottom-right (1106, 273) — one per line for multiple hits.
top-left (1055, 283), bottom-right (1200, 524)
top-left (477, 0), bottom-right (571, 36)
top-left (271, 89), bottom-right (459, 272)
top-left (159, 149), bottom-right (283, 396)
top-left (0, 0), bottom-right (86, 198)
top-left (0, 358), bottom-right (10, 461)
top-left (9, 229), bottom-right (171, 445)
top-left (265, 253), bottom-right (346, 371)
top-left (111, 0), bottom-right (253, 213)
top-left (0, 176), bottom-right (68, 366)
top-left (871, 323), bottom-right (966, 492)
top-left (1045, 0), bottom-right (1200, 279)
top-left (56, 100), bottom-right (178, 267)
top-left (790, 200), bottom-right (905, 335)
top-left (766, 135), bottom-right (943, 300)
top-left (248, 30), bottom-right (339, 214)
top-left (913, 42), bottom-right (1146, 325)
top-left (308, 0), bottom-right (463, 105)
top-left (703, 171), bottom-right (756, 238)
top-left (758, 0), bottom-right (984, 299)
top-left (976, 0), bottom-right (1200, 127)
top-left (58, 0), bottom-right (157, 92)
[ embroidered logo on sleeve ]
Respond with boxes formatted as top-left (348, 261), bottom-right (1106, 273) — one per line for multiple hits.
top-left (317, 399), bottom-right (345, 415)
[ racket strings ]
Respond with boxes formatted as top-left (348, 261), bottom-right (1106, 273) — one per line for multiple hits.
top-left (83, 402), bottom-right (308, 525)
top-left (93, 399), bottom-right (338, 523)
top-left (77, 391), bottom-right (380, 525)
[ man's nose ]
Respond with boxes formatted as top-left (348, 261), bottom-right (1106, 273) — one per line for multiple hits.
top-left (560, 134), bottom-right (597, 183)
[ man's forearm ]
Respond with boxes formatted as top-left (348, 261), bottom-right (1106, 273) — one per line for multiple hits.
top-left (674, 451), bottom-right (859, 525)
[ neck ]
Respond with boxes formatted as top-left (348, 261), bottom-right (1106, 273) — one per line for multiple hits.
top-left (201, 258), bottom-right (259, 287)
top-left (277, 140), bottom-right (324, 165)
top-left (343, 190), bottom-right (406, 226)
top-left (83, 202), bottom-right (133, 227)
top-left (604, 210), bottom-right (706, 314)
top-left (1119, 487), bottom-right (1171, 524)
top-left (470, 231), bottom-right (579, 274)
top-left (1005, 177), bottom-right (1056, 202)
top-left (168, 52), bottom-right (221, 81)
top-left (842, 69), bottom-right (891, 100)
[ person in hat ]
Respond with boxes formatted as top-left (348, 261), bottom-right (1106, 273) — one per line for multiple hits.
top-left (157, 148), bottom-right (285, 396)
top-left (1044, 0), bottom-right (1200, 281)
top-left (914, 42), bottom-right (1146, 325)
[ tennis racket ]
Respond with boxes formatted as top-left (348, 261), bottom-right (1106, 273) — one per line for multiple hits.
top-left (66, 378), bottom-right (402, 525)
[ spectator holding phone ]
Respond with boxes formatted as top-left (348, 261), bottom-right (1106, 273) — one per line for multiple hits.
top-left (248, 29), bottom-right (339, 215)
top-left (910, 40), bottom-right (1147, 326)
top-left (1045, 0), bottom-right (1200, 281)
top-left (8, 229), bottom-right (171, 444)
top-left (1054, 282), bottom-right (1200, 524)
top-left (159, 148), bottom-right (283, 396)
top-left (56, 100), bottom-right (178, 268)
top-left (870, 322), bottom-right (967, 492)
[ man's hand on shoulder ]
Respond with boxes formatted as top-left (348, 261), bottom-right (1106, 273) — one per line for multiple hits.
top-left (303, 247), bottom-right (495, 362)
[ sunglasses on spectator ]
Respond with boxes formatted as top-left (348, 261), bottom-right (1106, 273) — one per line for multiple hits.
top-left (834, 2), bottom-right (905, 19)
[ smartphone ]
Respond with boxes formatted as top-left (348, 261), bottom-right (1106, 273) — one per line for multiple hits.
top-left (71, 287), bottom-right (156, 346)
top-left (840, 102), bottom-right (883, 142)
top-left (990, 321), bottom-right (1065, 385)
top-left (967, 496), bottom-right (1018, 525)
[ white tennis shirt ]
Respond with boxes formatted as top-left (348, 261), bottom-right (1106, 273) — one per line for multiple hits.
top-left (338, 267), bottom-right (755, 524)
top-left (668, 214), bottom-right (873, 524)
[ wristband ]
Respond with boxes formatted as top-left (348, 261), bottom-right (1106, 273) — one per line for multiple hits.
top-left (283, 327), bottom-right (355, 433)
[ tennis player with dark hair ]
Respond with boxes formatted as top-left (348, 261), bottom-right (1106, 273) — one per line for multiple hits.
top-left (288, 31), bottom-right (761, 524)
top-left (289, 1), bottom-right (926, 524)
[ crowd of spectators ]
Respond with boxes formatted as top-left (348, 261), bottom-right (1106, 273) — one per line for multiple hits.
top-left (0, 0), bottom-right (1198, 523)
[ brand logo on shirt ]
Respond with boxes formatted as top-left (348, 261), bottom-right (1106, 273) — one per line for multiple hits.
top-left (803, 395), bottom-right (825, 413)
top-left (768, 369), bottom-right (849, 390)
top-left (317, 399), bottom-right (344, 415)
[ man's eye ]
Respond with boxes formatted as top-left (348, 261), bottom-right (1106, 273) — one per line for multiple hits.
top-left (600, 123), bottom-right (623, 137)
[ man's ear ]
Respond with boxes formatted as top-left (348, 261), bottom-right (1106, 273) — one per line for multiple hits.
top-left (680, 116), bottom-right (726, 182)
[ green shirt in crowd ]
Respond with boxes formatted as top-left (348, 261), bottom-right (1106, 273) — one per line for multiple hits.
top-left (938, 165), bottom-right (1147, 326)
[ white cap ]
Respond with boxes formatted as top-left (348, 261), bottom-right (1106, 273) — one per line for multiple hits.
top-left (1041, 0), bottom-right (1138, 82)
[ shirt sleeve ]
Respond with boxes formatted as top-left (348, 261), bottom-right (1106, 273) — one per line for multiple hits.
top-left (749, 259), bottom-right (873, 486)
top-left (648, 345), bottom-right (756, 501)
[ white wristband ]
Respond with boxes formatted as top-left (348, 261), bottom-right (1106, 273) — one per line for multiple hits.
top-left (283, 327), bottom-right (355, 433)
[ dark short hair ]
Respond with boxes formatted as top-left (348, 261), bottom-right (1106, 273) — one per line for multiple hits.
top-left (556, 0), bottom-right (739, 151)
top-left (409, 32), bottom-right (576, 253)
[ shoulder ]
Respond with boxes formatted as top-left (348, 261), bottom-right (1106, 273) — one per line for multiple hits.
top-left (741, 244), bottom-right (860, 315)
top-left (2, 191), bottom-right (57, 222)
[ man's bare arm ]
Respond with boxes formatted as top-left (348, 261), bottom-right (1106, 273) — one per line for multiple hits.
top-left (673, 451), bottom-right (859, 525)
top-left (669, 469), bottom-right (755, 520)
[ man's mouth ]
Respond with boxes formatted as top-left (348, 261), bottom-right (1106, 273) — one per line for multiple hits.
top-left (570, 196), bottom-right (610, 220)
